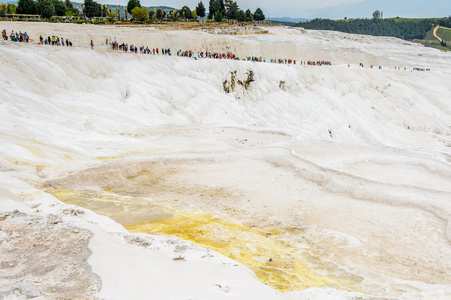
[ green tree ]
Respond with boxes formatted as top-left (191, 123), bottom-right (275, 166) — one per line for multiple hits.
top-left (214, 10), bottom-right (222, 22)
top-left (64, 0), bottom-right (73, 12)
top-left (107, 11), bottom-right (117, 21)
top-left (224, 0), bottom-right (231, 10)
top-left (131, 6), bottom-right (147, 21)
top-left (225, 1), bottom-right (237, 20)
top-left (195, 1), bottom-right (205, 19)
top-left (191, 10), bottom-right (196, 20)
top-left (37, 0), bottom-right (54, 18)
top-left (156, 8), bottom-right (165, 22)
top-left (8, 3), bottom-right (17, 13)
top-left (236, 9), bottom-right (245, 22)
top-left (18, 0), bottom-right (36, 14)
top-left (84, 0), bottom-right (100, 18)
top-left (253, 7), bottom-right (264, 21)
top-left (0, 4), bottom-right (6, 17)
top-left (173, 9), bottom-right (179, 21)
top-left (148, 9), bottom-right (154, 21)
top-left (53, 0), bottom-right (66, 16)
top-left (218, 0), bottom-right (224, 15)
top-left (208, 0), bottom-right (219, 19)
top-left (167, 9), bottom-right (177, 21)
top-left (127, 0), bottom-right (140, 16)
top-left (179, 5), bottom-right (191, 20)
top-left (372, 10), bottom-right (381, 19)
top-left (244, 8), bottom-right (252, 22)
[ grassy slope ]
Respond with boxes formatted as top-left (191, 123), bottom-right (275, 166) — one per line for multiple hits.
top-left (437, 27), bottom-right (451, 42)
top-left (406, 21), bottom-right (451, 51)
top-left (424, 28), bottom-right (438, 41)
top-left (421, 41), bottom-right (451, 51)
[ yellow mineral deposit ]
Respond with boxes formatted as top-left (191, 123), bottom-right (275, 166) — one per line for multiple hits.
top-left (96, 148), bottom-right (166, 161)
top-left (125, 209), bottom-right (364, 293)
top-left (49, 187), bottom-right (366, 293)
top-left (96, 155), bottom-right (124, 161)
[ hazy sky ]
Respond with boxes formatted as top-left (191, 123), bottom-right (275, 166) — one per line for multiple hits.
top-left (101, 0), bottom-right (451, 19)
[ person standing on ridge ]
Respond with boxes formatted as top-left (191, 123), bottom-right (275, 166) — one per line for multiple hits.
top-left (91, 40), bottom-right (94, 49)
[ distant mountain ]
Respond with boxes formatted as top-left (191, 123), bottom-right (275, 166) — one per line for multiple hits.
top-left (145, 6), bottom-right (175, 12)
top-left (267, 17), bottom-right (309, 24)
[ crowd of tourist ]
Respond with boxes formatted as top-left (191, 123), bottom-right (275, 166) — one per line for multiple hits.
top-left (39, 35), bottom-right (73, 46)
top-left (105, 38), bottom-right (331, 66)
top-left (1, 29), bottom-right (74, 46)
top-left (358, 63), bottom-right (384, 69)
top-left (2, 28), bottom-right (430, 72)
top-left (306, 60), bottom-right (332, 66)
top-left (356, 63), bottom-right (421, 71)
top-left (2, 29), bottom-right (30, 42)
top-left (110, 38), bottom-right (425, 70)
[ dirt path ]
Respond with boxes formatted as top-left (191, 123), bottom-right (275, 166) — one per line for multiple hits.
top-left (433, 25), bottom-right (451, 42)
top-left (433, 26), bottom-right (442, 42)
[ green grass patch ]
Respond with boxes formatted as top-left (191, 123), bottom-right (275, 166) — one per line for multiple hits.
top-left (420, 41), bottom-right (451, 51)
top-left (436, 27), bottom-right (451, 42)
top-left (424, 28), bottom-right (439, 41)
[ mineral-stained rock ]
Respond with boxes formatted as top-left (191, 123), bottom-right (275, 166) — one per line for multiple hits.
top-left (0, 211), bottom-right (101, 299)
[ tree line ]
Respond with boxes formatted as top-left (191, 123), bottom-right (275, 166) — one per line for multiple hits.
top-left (437, 16), bottom-right (451, 28)
top-left (206, 0), bottom-right (264, 22)
top-left (124, 0), bottom-right (265, 23)
top-left (296, 13), bottom-right (440, 41)
top-left (0, 0), bottom-right (111, 19)
top-left (1, 0), bottom-right (265, 23)
top-left (0, 0), bottom-right (78, 18)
